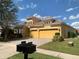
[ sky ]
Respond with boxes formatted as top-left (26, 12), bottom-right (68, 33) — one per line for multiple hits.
top-left (13, 0), bottom-right (79, 29)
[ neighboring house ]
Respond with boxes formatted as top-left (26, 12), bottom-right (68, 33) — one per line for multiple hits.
top-left (25, 16), bottom-right (77, 39)
top-left (14, 25), bottom-right (23, 34)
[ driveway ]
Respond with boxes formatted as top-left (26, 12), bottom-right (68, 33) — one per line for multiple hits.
top-left (0, 38), bottom-right (51, 59)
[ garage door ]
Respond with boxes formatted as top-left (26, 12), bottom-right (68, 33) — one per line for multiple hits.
top-left (39, 29), bottom-right (59, 39)
top-left (39, 30), bottom-right (52, 39)
top-left (31, 29), bottom-right (60, 39)
top-left (31, 30), bottom-right (38, 38)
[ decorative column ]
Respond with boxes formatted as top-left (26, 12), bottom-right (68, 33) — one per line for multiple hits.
top-left (37, 28), bottom-right (40, 39)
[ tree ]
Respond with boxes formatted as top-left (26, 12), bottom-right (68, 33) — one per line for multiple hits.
top-left (0, 0), bottom-right (18, 40)
top-left (22, 25), bottom-right (30, 38)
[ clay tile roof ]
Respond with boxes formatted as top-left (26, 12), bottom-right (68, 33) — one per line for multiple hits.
top-left (26, 16), bottom-right (65, 27)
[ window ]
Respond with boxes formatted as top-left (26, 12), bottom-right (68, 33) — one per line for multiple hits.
top-left (55, 33), bottom-right (60, 35)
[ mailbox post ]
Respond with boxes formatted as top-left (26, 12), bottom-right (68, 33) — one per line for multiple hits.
top-left (24, 53), bottom-right (28, 59)
top-left (16, 41), bottom-right (36, 59)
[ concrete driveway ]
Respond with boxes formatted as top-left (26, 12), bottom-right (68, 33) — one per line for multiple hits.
top-left (8, 38), bottom-right (51, 46)
top-left (0, 38), bottom-right (51, 59)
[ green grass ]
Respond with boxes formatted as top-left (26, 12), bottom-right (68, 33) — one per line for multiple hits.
top-left (39, 38), bottom-right (79, 55)
top-left (8, 53), bottom-right (62, 59)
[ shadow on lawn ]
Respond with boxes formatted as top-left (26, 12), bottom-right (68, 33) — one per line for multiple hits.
top-left (29, 58), bottom-right (33, 59)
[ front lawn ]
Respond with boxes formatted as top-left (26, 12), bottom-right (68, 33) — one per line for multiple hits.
top-left (8, 53), bottom-right (62, 59)
top-left (39, 38), bottom-right (79, 55)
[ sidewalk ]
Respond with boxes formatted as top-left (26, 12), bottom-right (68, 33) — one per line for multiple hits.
top-left (0, 44), bottom-right (17, 59)
top-left (0, 39), bottom-right (79, 59)
top-left (37, 48), bottom-right (79, 59)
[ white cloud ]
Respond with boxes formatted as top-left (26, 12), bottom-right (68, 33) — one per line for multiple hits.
top-left (53, 16), bottom-right (62, 19)
top-left (63, 17), bottom-right (67, 20)
top-left (66, 8), bottom-right (73, 12)
top-left (33, 13), bottom-right (53, 20)
top-left (43, 16), bottom-right (53, 20)
top-left (20, 18), bottom-right (26, 21)
top-left (26, 2), bottom-right (37, 9)
top-left (66, 23), bottom-right (70, 25)
top-left (69, 14), bottom-right (79, 20)
top-left (66, 7), bottom-right (79, 12)
top-left (31, 2), bottom-right (37, 9)
top-left (71, 22), bottom-right (79, 29)
top-left (33, 13), bottom-right (42, 18)
top-left (69, 15), bottom-right (76, 19)
top-left (18, 6), bottom-right (25, 10)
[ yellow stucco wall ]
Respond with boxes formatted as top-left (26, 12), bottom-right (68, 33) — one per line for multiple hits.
top-left (27, 24), bottom-right (77, 39)
top-left (30, 26), bottom-right (61, 39)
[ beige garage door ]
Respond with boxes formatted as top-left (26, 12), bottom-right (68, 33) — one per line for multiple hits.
top-left (31, 29), bottom-right (60, 39)
top-left (31, 30), bottom-right (38, 38)
top-left (39, 29), bottom-right (59, 39)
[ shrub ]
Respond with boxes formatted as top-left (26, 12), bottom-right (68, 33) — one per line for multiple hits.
top-left (52, 35), bottom-right (58, 42)
top-left (68, 32), bottom-right (77, 38)
top-left (52, 35), bottom-right (64, 42)
top-left (58, 36), bottom-right (64, 42)
top-left (1, 28), bottom-right (15, 41)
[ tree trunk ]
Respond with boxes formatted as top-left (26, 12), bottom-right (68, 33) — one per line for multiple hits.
top-left (3, 28), bottom-right (8, 41)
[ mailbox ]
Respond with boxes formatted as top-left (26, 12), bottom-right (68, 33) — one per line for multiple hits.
top-left (16, 41), bottom-right (36, 59)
